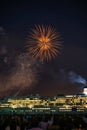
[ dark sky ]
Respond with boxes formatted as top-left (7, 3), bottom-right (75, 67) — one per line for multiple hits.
top-left (0, 0), bottom-right (87, 97)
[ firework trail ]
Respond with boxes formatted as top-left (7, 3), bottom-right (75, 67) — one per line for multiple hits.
top-left (26, 25), bottom-right (62, 62)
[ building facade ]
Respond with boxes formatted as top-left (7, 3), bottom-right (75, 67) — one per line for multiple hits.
top-left (0, 94), bottom-right (87, 114)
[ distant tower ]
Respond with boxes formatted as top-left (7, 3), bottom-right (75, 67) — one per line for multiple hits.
top-left (83, 86), bottom-right (87, 95)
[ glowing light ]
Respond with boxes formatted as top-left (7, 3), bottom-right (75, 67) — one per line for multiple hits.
top-left (28, 104), bottom-right (34, 108)
top-left (26, 25), bottom-right (62, 62)
top-left (83, 87), bottom-right (87, 95)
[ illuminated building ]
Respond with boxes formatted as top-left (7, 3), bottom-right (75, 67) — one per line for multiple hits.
top-left (0, 93), bottom-right (87, 114)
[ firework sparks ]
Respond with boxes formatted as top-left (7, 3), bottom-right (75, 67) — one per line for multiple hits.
top-left (26, 25), bottom-right (62, 62)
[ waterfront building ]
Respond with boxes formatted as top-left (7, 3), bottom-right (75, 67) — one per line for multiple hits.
top-left (0, 93), bottom-right (87, 114)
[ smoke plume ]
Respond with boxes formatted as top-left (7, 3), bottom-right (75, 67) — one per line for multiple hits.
top-left (68, 71), bottom-right (86, 85)
top-left (0, 53), bottom-right (38, 97)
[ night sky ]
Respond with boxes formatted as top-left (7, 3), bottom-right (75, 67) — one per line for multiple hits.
top-left (0, 1), bottom-right (87, 97)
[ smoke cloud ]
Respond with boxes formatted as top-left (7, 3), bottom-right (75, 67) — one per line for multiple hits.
top-left (42, 67), bottom-right (86, 85)
top-left (68, 71), bottom-right (86, 85)
top-left (58, 69), bottom-right (86, 85)
top-left (0, 27), bottom-right (39, 97)
top-left (38, 67), bottom-right (86, 96)
top-left (0, 53), bottom-right (38, 97)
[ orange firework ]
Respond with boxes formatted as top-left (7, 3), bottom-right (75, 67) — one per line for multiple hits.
top-left (26, 25), bottom-right (62, 62)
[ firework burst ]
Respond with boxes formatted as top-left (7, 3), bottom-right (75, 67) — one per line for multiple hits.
top-left (26, 25), bottom-right (62, 62)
